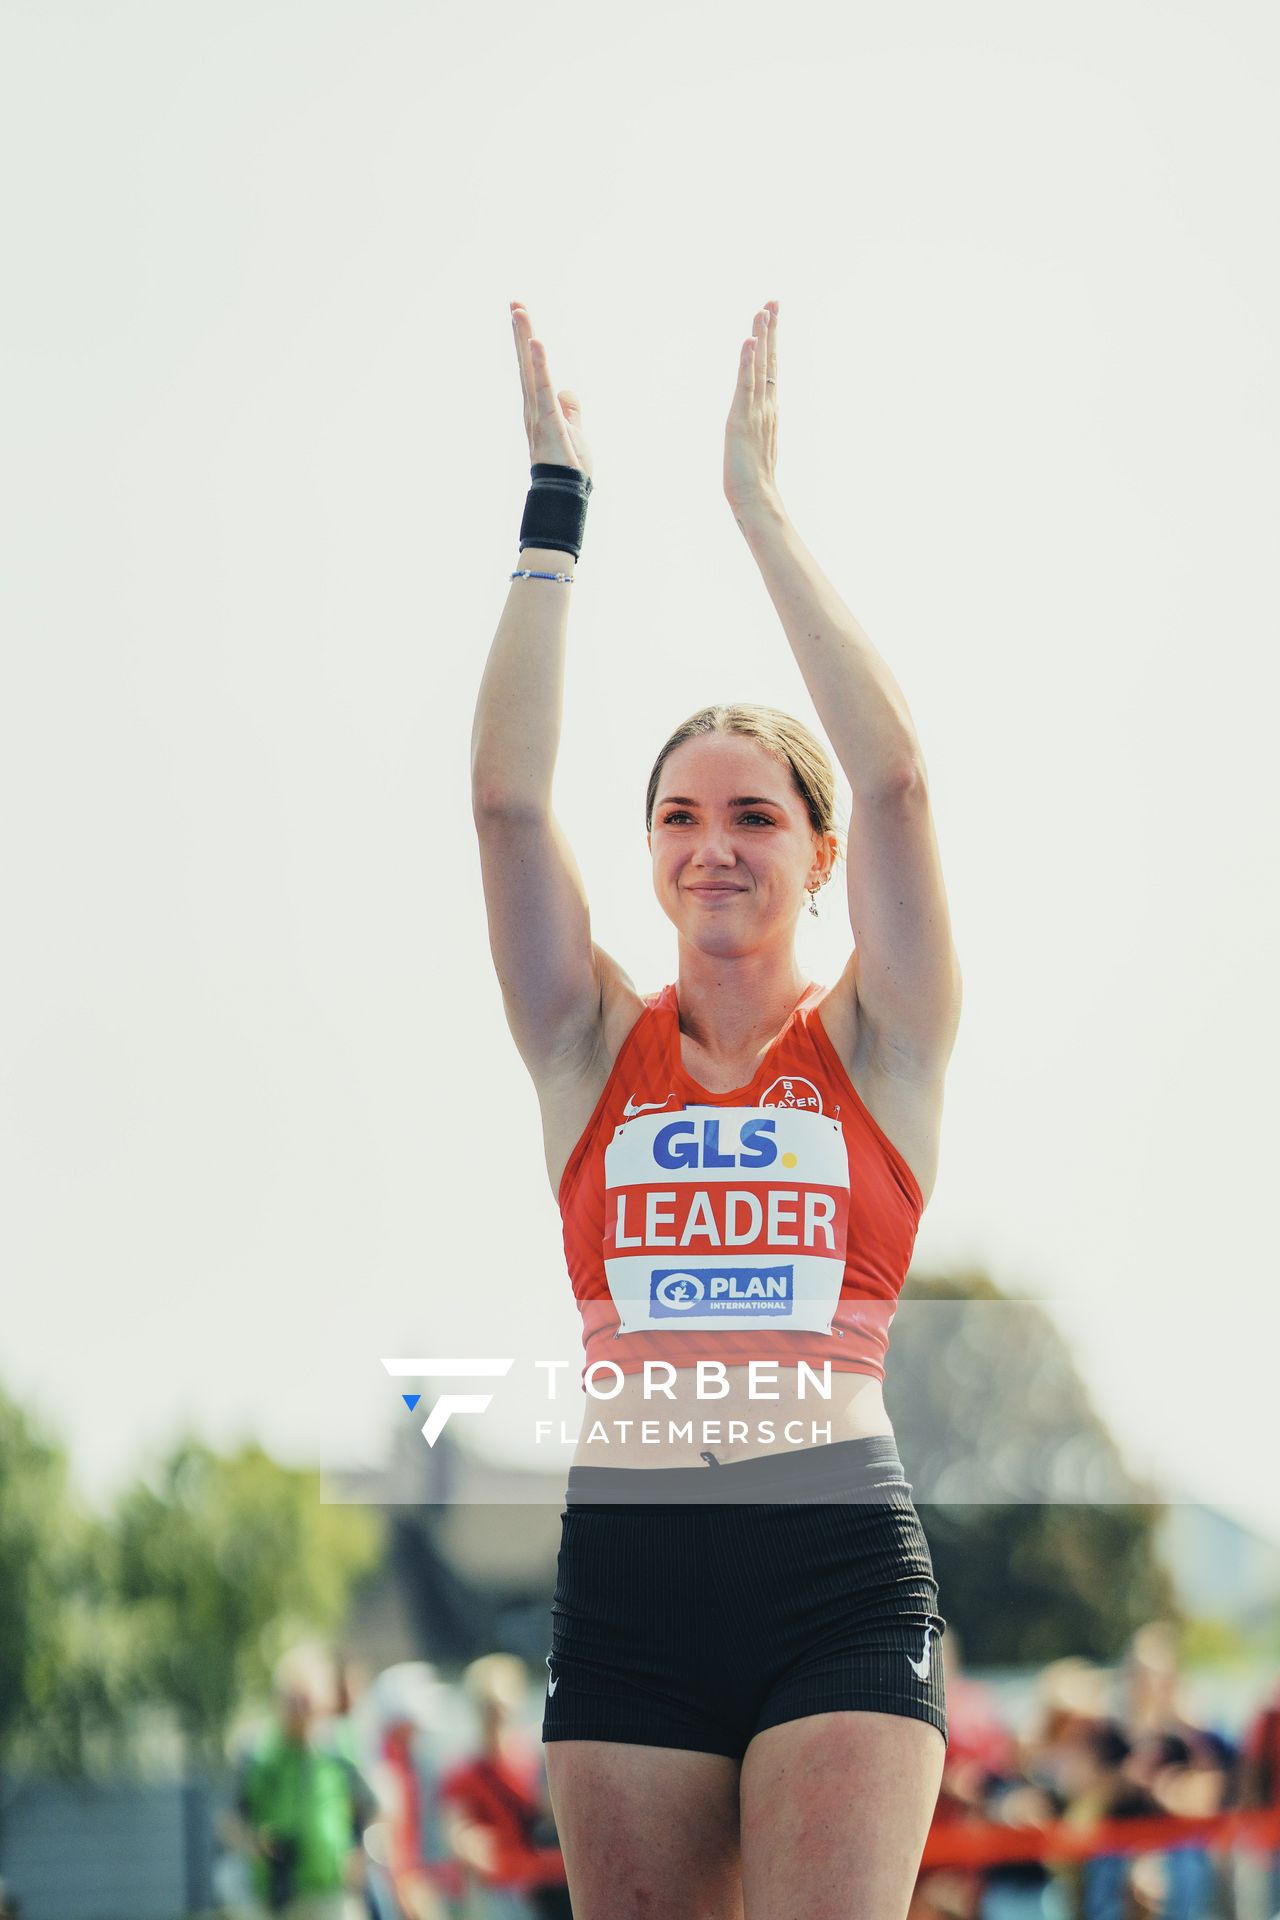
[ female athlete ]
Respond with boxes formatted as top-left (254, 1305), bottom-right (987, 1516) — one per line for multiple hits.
top-left (471, 297), bottom-right (964, 1920)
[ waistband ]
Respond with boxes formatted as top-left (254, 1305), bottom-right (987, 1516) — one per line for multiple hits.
top-left (564, 1433), bottom-right (911, 1508)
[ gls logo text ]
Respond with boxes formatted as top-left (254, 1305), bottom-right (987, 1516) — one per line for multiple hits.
top-left (382, 1357), bottom-right (514, 1445)
top-left (652, 1116), bottom-right (778, 1170)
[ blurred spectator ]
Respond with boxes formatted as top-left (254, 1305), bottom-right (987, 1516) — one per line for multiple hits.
top-left (978, 1775), bottom-right (1069, 1920)
top-left (223, 1641), bottom-right (381, 1920)
top-left (327, 1653), bottom-right (382, 1919)
top-left (438, 1653), bottom-right (571, 1920)
top-left (1241, 1675), bottom-right (1280, 1808)
top-left (921, 1630), bottom-right (1026, 1920)
top-left (1122, 1625), bottom-right (1229, 1920)
top-left (361, 1660), bottom-right (461, 1920)
top-left (1129, 1729), bottom-right (1223, 1920)
top-left (1058, 1721), bottom-right (1160, 1920)
top-left (1023, 1660), bottom-right (1112, 1805)
top-left (1127, 1729), bottom-right (1229, 1817)
top-left (948, 1629), bottom-right (1021, 1783)
top-left (205, 1630), bottom-right (1280, 1920)
top-left (330, 1653), bottom-right (377, 1772)
top-left (1121, 1623), bottom-right (1187, 1743)
top-left (1238, 1672), bottom-right (1280, 1920)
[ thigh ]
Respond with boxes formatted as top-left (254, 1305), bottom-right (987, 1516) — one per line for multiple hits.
top-left (542, 1505), bottom-right (748, 1918)
top-left (544, 1738), bottom-right (744, 1920)
top-left (733, 1490), bottom-right (948, 1918)
top-left (740, 1709), bottom-right (945, 1920)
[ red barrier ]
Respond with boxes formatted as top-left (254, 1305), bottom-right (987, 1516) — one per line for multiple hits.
top-left (920, 1806), bottom-right (1280, 1870)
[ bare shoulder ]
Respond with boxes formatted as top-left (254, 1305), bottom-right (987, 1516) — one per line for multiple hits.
top-left (815, 952), bottom-right (947, 1212)
top-left (531, 945), bottom-right (649, 1201)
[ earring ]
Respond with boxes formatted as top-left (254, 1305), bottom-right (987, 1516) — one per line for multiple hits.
top-left (807, 886), bottom-right (819, 918)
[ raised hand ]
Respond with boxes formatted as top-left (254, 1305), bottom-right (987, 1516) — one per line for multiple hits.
top-left (510, 301), bottom-right (594, 481)
top-left (724, 300), bottom-right (781, 517)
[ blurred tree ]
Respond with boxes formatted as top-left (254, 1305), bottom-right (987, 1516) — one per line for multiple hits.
top-left (1180, 1616), bottom-right (1252, 1666)
top-left (0, 1387), bottom-right (75, 1765)
top-left (19, 1520), bottom-right (142, 1776)
top-left (111, 1435), bottom-right (385, 1766)
top-left (888, 1268), bottom-right (1179, 1663)
top-left (0, 1387), bottom-right (141, 1841)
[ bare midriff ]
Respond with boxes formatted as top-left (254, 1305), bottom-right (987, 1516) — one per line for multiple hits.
top-left (569, 1359), bottom-right (894, 1469)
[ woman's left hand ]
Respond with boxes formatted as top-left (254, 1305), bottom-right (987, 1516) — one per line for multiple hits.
top-left (724, 301), bottom-right (782, 517)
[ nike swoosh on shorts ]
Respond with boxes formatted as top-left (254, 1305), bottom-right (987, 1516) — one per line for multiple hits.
top-left (907, 1624), bottom-right (939, 1680)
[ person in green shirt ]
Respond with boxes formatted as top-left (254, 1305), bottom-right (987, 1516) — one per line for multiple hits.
top-left (229, 1643), bottom-right (381, 1919)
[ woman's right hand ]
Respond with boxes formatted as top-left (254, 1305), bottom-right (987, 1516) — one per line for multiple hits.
top-left (511, 301), bottom-right (594, 481)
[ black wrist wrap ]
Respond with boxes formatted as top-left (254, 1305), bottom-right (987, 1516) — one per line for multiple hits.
top-left (519, 462), bottom-right (594, 560)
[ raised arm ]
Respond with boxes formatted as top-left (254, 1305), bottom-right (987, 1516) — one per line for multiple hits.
top-left (724, 302), bottom-right (963, 1078)
top-left (470, 304), bottom-right (608, 1081)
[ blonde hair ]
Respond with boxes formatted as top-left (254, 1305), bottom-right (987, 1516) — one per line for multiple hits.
top-left (272, 1641), bottom-right (337, 1713)
top-left (644, 703), bottom-right (845, 864)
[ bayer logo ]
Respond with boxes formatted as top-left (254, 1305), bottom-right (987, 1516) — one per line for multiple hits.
top-left (653, 1271), bottom-right (706, 1311)
top-left (761, 1073), bottom-right (823, 1113)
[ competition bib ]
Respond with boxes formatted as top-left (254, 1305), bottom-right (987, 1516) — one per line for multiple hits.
top-left (602, 1105), bottom-right (851, 1336)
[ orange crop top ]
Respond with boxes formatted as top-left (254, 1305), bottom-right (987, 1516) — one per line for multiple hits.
top-left (557, 980), bottom-right (924, 1386)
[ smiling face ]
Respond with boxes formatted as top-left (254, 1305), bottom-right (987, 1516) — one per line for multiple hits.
top-left (647, 731), bottom-right (836, 954)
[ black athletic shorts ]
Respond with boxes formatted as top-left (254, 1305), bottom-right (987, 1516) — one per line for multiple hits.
top-left (541, 1434), bottom-right (947, 1760)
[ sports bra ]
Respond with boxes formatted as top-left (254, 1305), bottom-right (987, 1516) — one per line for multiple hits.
top-left (557, 980), bottom-right (924, 1386)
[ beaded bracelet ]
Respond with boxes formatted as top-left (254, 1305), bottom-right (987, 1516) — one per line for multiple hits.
top-left (509, 568), bottom-right (574, 584)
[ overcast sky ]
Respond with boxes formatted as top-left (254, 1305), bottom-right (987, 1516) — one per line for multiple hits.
top-left (2, 2), bottom-right (1278, 1545)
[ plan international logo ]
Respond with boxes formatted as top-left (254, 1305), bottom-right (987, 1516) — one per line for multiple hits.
top-left (649, 1265), bottom-right (796, 1319)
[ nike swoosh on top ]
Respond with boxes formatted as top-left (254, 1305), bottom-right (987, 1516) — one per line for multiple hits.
top-left (623, 1094), bottom-right (675, 1118)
